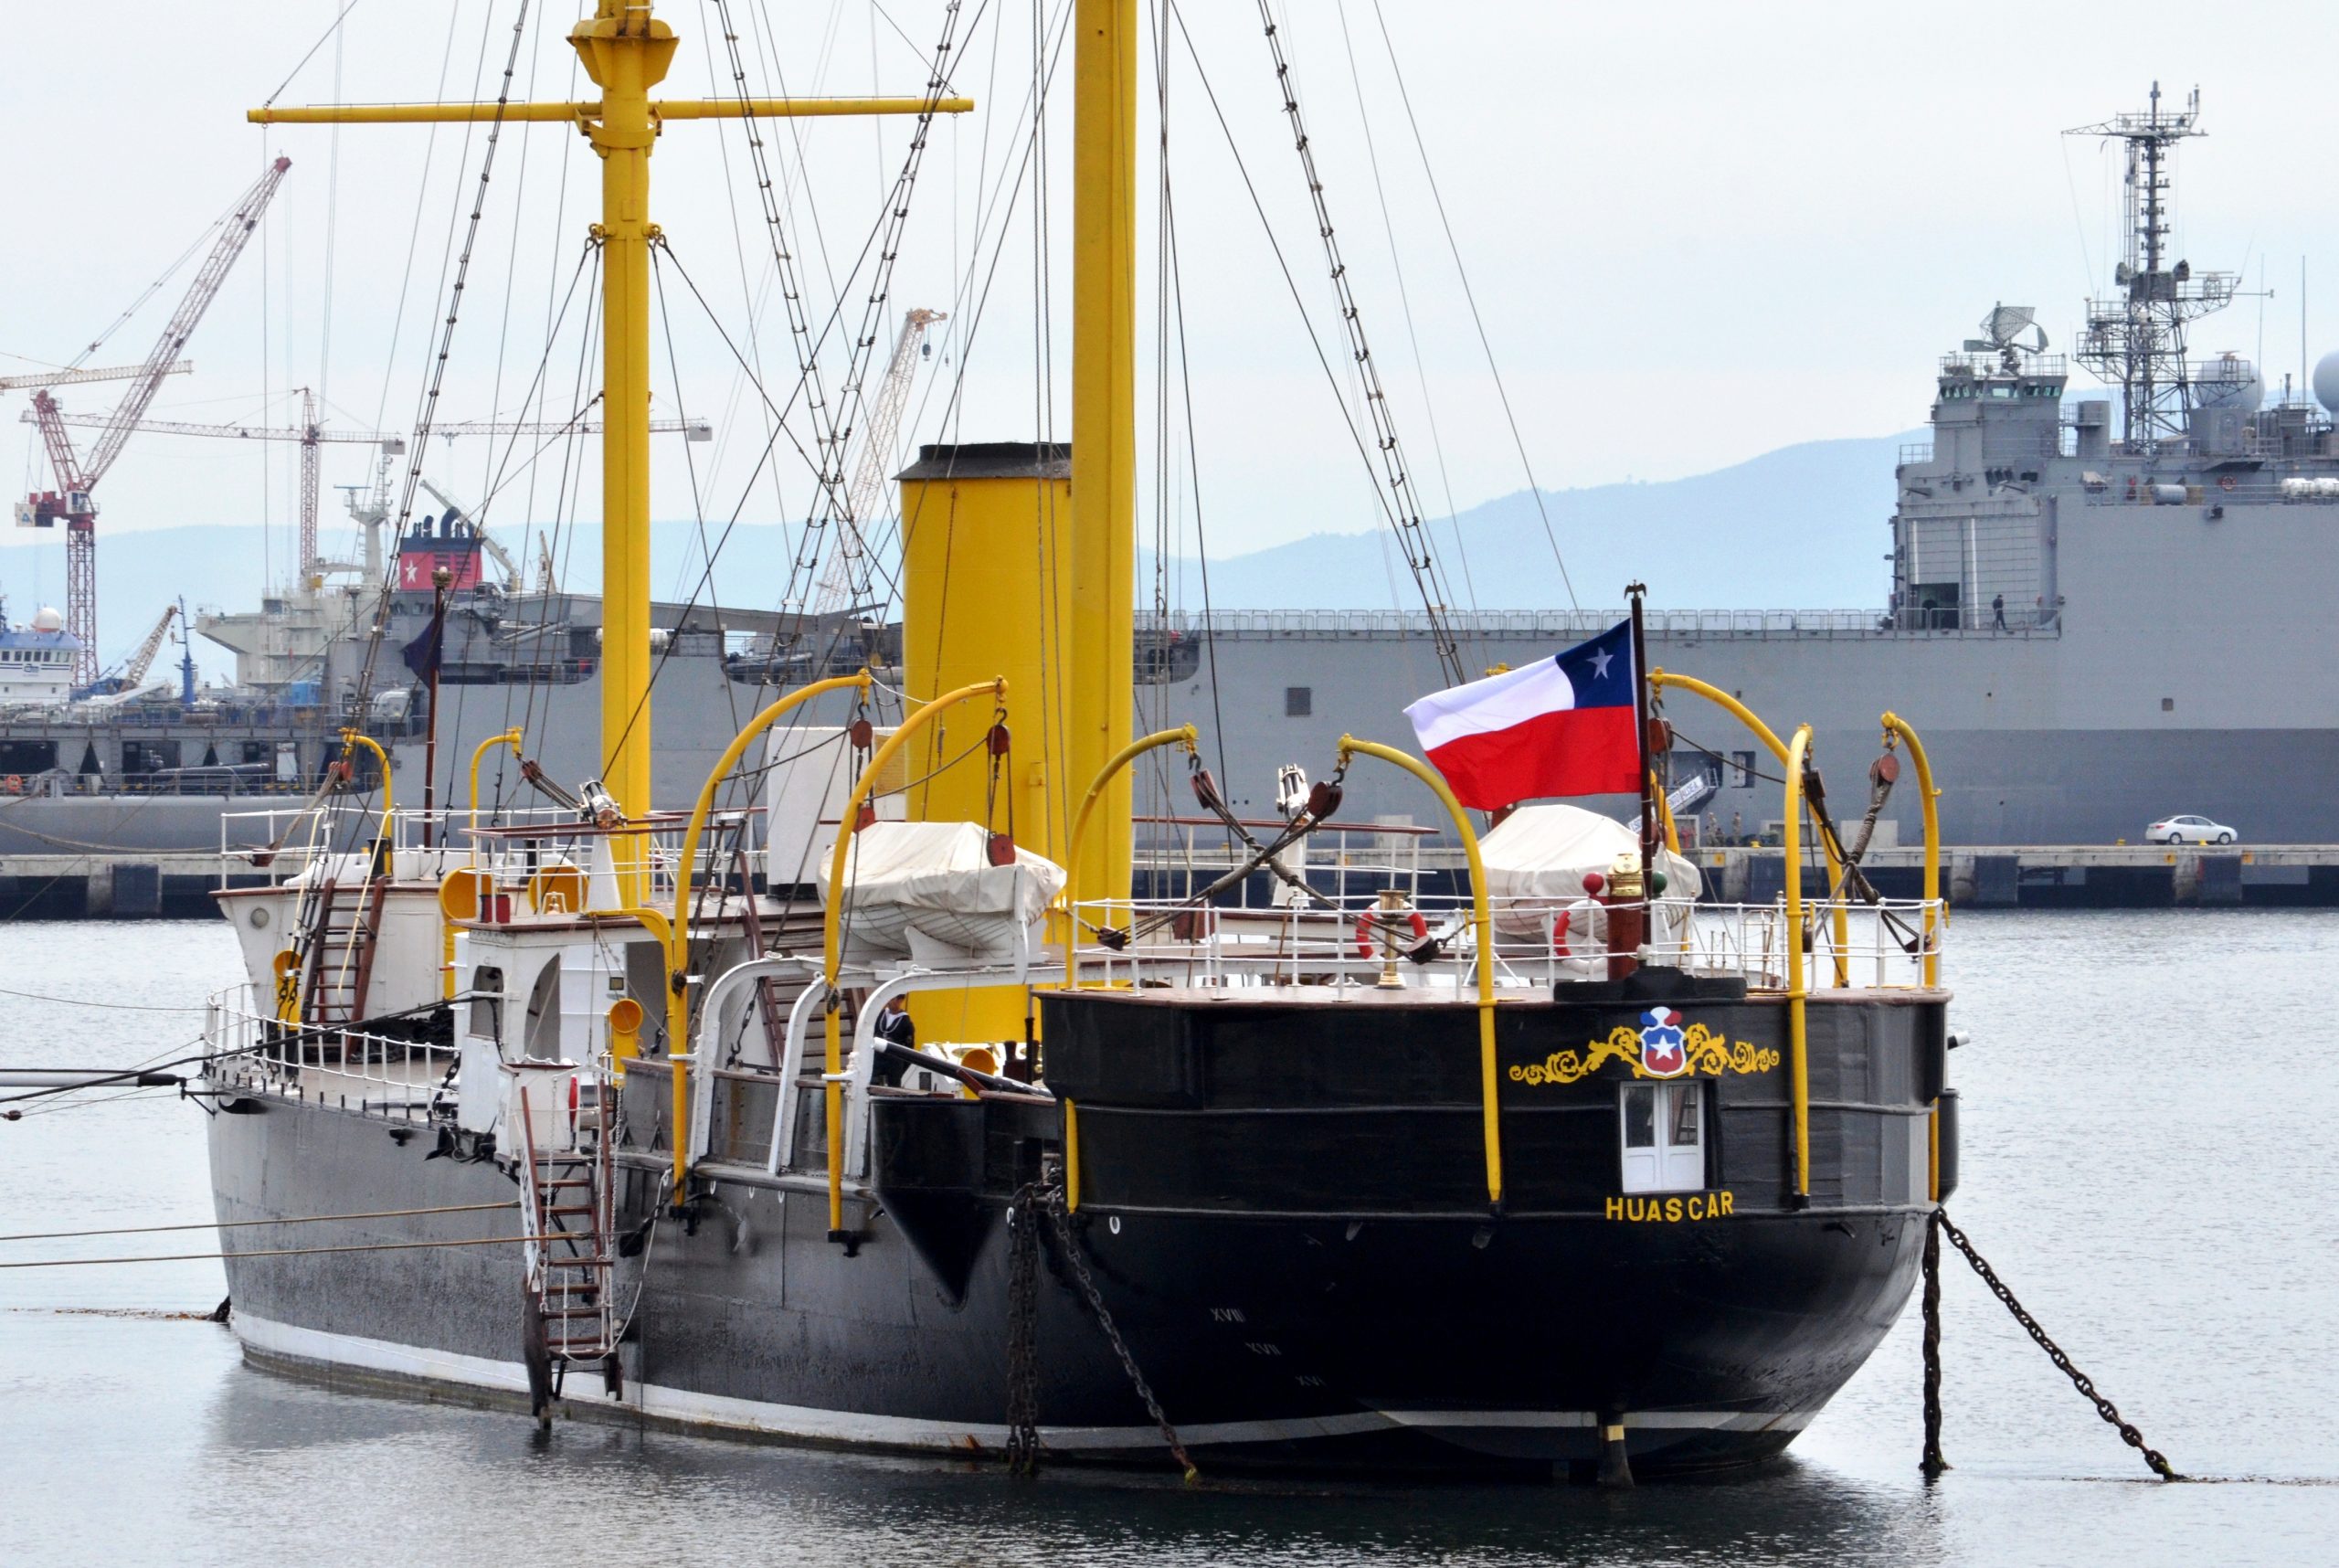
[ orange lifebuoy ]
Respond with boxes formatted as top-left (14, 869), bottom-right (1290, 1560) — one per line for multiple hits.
top-left (2218, 474), bottom-right (2238, 493)
top-left (1551, 909), bottom-right (1572, 954)
top-left (1354, 907), bottom-right (1430, 959)
top-left (1, 775), bottom-right (20, 795)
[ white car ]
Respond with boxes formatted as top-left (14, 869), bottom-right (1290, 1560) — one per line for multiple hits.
top-left (2147, 814), bottom-right (2237, 845)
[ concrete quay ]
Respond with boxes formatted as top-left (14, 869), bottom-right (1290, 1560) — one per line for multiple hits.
top-left (7, 842), bottom-right (2339, 921)
top-left (1683, 843), bottom-right (2334, 908)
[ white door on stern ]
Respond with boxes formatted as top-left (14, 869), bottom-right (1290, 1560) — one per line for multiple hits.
top-left (1619, 1082), bottom-right (1707, 1194)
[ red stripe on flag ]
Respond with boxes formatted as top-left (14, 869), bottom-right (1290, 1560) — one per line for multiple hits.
top-left (1423, 704), bottom-right (1641, 810)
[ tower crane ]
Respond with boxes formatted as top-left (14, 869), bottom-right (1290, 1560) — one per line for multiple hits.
top-left (79, 602), bottom-right (180, 699)
top-left (32, 398), bottom-right (709, 590)
top-left (0, 361), bottom-right (194, 394)
top-left (813, 308), bottom-right (944, 616)
top-left (15, 157), bottom-right (292, 685)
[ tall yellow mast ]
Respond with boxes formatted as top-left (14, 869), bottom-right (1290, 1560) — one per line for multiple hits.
top-left (1067, 0), bottom-right (1138, 909)
top-left (253, 2), bottom-right (970, 901)
top-left (572, 6), bottom-right (678, 830)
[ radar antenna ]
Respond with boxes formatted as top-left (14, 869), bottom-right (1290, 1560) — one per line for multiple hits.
top-left (2066, 83), bottom-right (2236, 449)
top-left (1963, 304), bottom-right (2050, 372)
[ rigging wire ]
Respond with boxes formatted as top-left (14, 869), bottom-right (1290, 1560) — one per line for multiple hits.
top-left (1150, 0), bottom-right (1231, 794)
top-left (0, 984), bottom-right (204, 1014)
top-left (451, 0), bottom-right (559, 817)
top-left (1329, 0), bottom-right (1476, 615)
top-left (1251, 0), bottom-right (1467, 687)
top-left (1164, 4), bottom-right (1444, 662)
top-left (599, 0), bottom-right (980, 779)
top-left (259, 0), bottom-right (366, 110)
top-left (1365, 0), bottom-right (1578, 609)
top-left (347, 0), bottom-right (535, 736)
top-left (0, 1203), bottom-right (517, 1245)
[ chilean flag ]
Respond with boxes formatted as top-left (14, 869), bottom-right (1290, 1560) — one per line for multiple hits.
top-left (1403, 621), bottom-right (1640, 810)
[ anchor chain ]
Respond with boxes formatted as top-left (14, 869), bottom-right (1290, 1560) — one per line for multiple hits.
top-left (1921, 1210), bottom-right (1947, 1477)
top-left (1004, 1183), bottom-right (1042, 1475)
top-left (1935, 1209), bottom-right (2181, 1481)
top-left (1044, 1188), bottom-right (1199, 1483)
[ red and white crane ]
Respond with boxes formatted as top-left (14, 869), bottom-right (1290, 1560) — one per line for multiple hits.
top-left (32, 396), bottom-right (709, 590)
top-left (12, 156), bottom-right (291, 684)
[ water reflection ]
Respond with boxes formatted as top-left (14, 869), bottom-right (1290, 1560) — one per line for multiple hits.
top-left (188, 1356), bottom-right (1942, 1567)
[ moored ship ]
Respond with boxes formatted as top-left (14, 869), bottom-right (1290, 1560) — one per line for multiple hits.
top-left (185, 0), bottom-right (1959, 1480)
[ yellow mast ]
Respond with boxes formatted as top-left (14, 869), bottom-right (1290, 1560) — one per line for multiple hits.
top-left (571, 7), bottom-right (676, 838)
top-left (1067, 0), bottom-right (1138, 910)
top-left (253, 3), bottom-right (970, 901)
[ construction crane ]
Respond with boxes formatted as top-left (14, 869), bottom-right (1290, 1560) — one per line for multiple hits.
top-left (16, 156), bottom-right (292, 685)
top-left (0, 361), bottom-right (194, 393)
top-left (813, 308), bottom-right (944, 615)
top-left (32, 399), bottom-right (709, 589)
top-left (77, 602), bottom-right (179, 699)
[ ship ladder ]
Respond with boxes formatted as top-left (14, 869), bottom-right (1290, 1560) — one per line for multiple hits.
top-left (298, 876), bottom-right (388, 1043)
top-left (516, 1080), bottom-right (621, 1427)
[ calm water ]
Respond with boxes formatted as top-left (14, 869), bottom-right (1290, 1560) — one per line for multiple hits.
top-left (3, 913), bottom-right (2334, 1566)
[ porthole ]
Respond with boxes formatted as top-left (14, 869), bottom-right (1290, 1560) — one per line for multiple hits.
top-left (249, 905), bottom-right (271, 929)
top-left (1108, 1215), bottom-right (1122, 1235)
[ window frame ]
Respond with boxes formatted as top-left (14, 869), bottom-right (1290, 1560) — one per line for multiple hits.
top-left (1618, 1079), bottom-right (1709, 1195)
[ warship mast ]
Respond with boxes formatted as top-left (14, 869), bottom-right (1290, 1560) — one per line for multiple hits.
top-left (2069, 83), bottom-right (2236, 450)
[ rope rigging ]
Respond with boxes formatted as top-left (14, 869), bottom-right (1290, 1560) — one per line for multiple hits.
top-left (1167, 4), bottom-right (1463, 693)
top-left (346, 0), bottom-right (537, 730)
top-left (1361, 0), bottom-right (1578, 610)
top-left (1253, 1), bottom-right (1466, 688)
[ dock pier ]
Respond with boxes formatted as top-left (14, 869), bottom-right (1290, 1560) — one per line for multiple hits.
top-left (1669, 843), bottom-right (2328, 909)
top-left (5, 843), bottom-right (2338, 920)
top-left (0, 853), bottom-right (257, 920)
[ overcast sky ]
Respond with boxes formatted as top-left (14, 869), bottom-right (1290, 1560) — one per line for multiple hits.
top-left (5, 1), bottom-right (2337, 612)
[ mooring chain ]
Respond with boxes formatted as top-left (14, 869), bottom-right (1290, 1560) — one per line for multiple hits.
top-left (1920, 1212), bottom-right (1947, 1478)
top-left (1003, 1183), bottom-right (1042, 1475)
top-left (1934, 1210), bottom-right (2181, 1480)
top-left (1042, 1187), bottom-right (1199, 1483)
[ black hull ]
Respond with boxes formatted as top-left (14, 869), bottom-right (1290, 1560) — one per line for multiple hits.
top-left (205, 981), bottom-right (1945, 1477)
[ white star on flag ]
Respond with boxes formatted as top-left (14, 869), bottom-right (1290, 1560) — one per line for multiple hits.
top-left (1587, 648), bottom-right (1613, 680)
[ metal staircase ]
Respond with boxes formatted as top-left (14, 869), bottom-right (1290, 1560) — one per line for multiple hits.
top-left (516, 1081), bottom-right (619, 1422)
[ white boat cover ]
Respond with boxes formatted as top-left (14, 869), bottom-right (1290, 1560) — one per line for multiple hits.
top-left (818, 821), bottom-right (1067, 962)
top-left (1477, 803), bottom-right (1702, 944)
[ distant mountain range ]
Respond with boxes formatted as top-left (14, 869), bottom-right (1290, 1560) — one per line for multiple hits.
top-left (0, 429), bottom-right (1911, 674)
top-left (1148, 431), bottom-right (1916, 613)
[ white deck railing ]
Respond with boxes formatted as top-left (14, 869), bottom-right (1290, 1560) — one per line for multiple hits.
top-left (205, 991), bottom-right (459, 1123)
top-left (1065, 894), bottom-right (1945, 994)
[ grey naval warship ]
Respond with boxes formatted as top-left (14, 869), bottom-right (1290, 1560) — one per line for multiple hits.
top-left (1177, 86), bottom-right (2336, 850)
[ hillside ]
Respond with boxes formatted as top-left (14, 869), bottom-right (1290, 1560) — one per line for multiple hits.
top-left (1153, 432), bottom-right (1913, 613)
top-left (0, 429), bottom-right (1911, 673)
